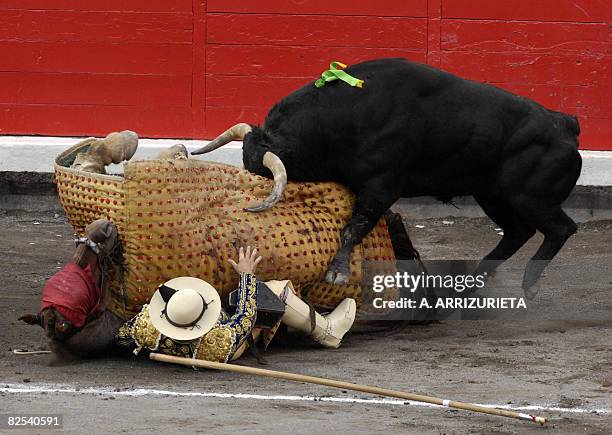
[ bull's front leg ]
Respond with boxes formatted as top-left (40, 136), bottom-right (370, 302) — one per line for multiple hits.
top-left (325, 183), bottom-right (399, 285)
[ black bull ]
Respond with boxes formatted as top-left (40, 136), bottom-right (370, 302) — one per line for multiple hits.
top-left (193, 58), bottom-right (582, 297)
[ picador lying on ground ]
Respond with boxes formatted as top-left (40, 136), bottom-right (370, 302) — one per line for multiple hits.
top-left (19, 221), bottom-right (360, 363)
top-left (193, 58), bottom-right (582, 298)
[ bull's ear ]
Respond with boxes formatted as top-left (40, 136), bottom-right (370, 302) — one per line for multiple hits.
top-left (18, 313), bottom-right (41, 326)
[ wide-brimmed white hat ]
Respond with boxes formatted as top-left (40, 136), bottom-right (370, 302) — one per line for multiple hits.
top-left (149, 277), bottom-right (221, 341)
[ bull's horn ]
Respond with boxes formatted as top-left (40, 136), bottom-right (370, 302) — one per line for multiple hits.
top-left (191, 123), bottom-right (252, 155)
top-left (245, 152), bottom-right (287, 212)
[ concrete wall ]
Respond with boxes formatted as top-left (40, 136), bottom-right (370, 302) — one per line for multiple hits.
top-left (1, 136), bottom-right (610, 221)
top-left (1, 136), bottom-right (611, 185)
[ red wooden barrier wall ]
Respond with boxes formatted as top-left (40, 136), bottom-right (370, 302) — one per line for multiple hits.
top-left (0, 1), bottom-right (609, 149)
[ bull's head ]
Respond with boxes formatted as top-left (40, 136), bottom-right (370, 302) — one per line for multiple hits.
top-left (191, 124), bottom-right (287, 212)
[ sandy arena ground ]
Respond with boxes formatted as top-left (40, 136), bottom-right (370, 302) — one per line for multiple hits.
top-left (1, 208), bottom-right (610, 434)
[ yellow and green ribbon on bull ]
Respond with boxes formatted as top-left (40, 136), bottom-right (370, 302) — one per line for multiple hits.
top-left (315, 61), bottom-right (364, 89)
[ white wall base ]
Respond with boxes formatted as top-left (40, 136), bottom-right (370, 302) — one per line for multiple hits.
top-left (0, 136), bottom-right (244, 174)
top-left (0, 135), bottom-right (610, 186)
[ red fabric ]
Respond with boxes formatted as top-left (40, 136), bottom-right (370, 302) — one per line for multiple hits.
top-left (41, 263), bottom-right (103, 328)
top-left (0, 4), bottom-right (608, 149)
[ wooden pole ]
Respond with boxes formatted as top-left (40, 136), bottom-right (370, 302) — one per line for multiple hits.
top-left (13, 349), bottom-right (51, 355)
top-left (149, 353), bottom-right (546, 425)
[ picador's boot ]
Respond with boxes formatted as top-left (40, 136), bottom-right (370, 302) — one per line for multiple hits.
top-left (72, 130), bottom-right (138, 174)
top-left (269, 282), bottom-right (356, 348)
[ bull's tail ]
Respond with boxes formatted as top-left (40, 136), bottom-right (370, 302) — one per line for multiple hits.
top-left (565, 114), bottom-right (581, 141)
top-left (549, 110), bottom-right (580, 145)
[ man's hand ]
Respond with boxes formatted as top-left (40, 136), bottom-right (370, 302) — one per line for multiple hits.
top-left (228, 246), bottom-right (263, 275)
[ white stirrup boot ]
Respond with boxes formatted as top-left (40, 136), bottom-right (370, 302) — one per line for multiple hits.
top-left (266, 280), bottom-right (356, 348)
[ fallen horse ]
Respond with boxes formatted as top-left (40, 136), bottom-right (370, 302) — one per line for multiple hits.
top-left (22, 131), bottom-right (417, 360)
top-left (53, 131), bottom-right (415, 318)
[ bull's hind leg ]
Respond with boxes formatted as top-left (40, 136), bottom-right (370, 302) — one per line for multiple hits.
top-left (474, 194), bottom-right (536, 277)
top-left (506, 143), bottom-right (580, 297)
top-left (325, 181), bottom-right (399, 285)
top-left (520, 207), bottom-right (577, 298)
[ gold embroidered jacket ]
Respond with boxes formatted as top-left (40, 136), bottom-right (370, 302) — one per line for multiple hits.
top-left (115, 273), bottom-right (258, 362)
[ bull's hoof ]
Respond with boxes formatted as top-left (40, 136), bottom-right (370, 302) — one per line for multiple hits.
top-left (522, 268), bottom-right (544, 300)
top-left (522, 274), bottom-right (541, 299)
top-left (523, 281), bottom-right (541, 300)
top-left (325, 269), bottom-right (350, 285)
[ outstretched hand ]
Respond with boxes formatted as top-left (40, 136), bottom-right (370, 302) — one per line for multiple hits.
top-left (228, 245), bottom-right (263, 275)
